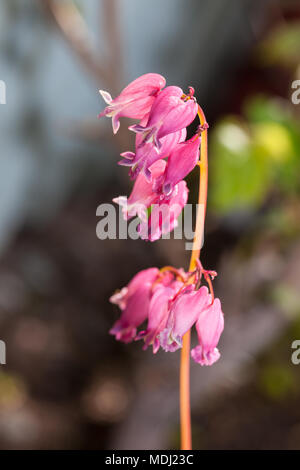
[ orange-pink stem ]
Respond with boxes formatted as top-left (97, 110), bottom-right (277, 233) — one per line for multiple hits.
top-left (180, 105), bottom-right (208, 450)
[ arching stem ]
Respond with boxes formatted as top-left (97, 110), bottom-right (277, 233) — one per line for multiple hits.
top-left (180, 105), bottom-right (208, 450)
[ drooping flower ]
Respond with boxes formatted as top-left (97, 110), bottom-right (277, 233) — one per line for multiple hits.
top-left (103, 74), bottom-right (225, 368)
top-left (119, 128), bottom-right (187, 181)
top-left (129, 86), bottom-right (198, 149)
top-left (136, 284), bottom-right (176, 353)
top-left (98, 73), bottom-right (166, 134)
top-left (191, 298), bottom-right (224, 366)
top-left (138, 180), bottom-right (189, 242)
top-left (109, 267), bottom-right (159, 343)
top-left (109, 262), bottom-right (224, 365)
top-left (114, 158), bottom-right (189, 241)
top-left (113, 159), bottom-right (167, 222)
top-left (155, 134), bottom-right (200, 195)
top-left (160, 286), bottom-right (211, 352)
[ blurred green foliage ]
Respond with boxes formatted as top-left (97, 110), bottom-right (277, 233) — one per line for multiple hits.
top-left (210, 96), bottom-right (300, 214)
top-left (258, 316), bottom-right (300, 402)
top-left (272, 283), bottom-right (300, 319)
top-left (0, 371), bottom-right (26, 410)
top-left (259, 364), bottom-right (295, 401)
top-left (258, 22), bottom-right (300, 67)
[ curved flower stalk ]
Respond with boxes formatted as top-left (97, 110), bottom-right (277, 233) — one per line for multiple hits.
top-left (99, 74), bottom-right (223, 450)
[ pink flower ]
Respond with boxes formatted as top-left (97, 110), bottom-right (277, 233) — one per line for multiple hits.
top-left (191, 298), bottom-right (224, 366)
top-left (138, 180), bottom-right (189, 241)
top-left (160, 286), bottom-right (210, 352)
top-left (136, 278), bottom-right (183, 353)
top-left (113, 159), bottom-right (166, 222)
top-left (109, 263), bottom-right (224, 363)
top-left (119, 128), bottom-right (187, 181)
top-left (129, 86), bottom-right (198, 149)
top-left (98, 73), bottom-right (166, 134)
top-left (109, 268), bottom-right (159, 343)
top-left (156, 134), bottom-right (200, 195)
top-left (136, 284), bottom-right (175, 353)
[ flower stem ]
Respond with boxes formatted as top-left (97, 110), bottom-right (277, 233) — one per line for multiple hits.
top-left (180, 105), bottom-right (208, 450)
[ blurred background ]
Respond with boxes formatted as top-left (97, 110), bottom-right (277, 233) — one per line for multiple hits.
top-left (0, 0), bottom-right (300, 449)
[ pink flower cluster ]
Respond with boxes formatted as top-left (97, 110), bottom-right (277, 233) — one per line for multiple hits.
top-left (109, 265), bottom-right (224, 366)
top-left (100, 74), bottom-right (224, 366)
top-left (98, 73), bottom-right (200, 241)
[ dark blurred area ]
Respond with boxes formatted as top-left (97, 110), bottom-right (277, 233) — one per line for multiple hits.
top-left (0, 0), bottom-right (300, 449)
